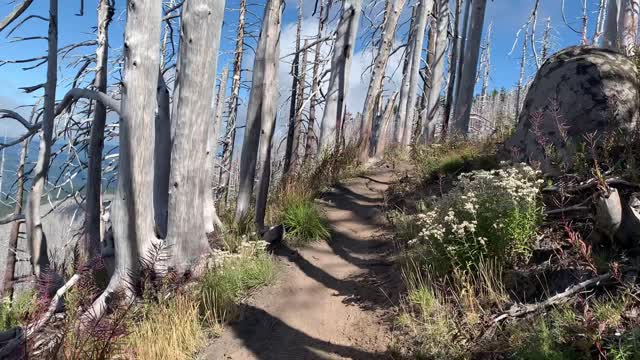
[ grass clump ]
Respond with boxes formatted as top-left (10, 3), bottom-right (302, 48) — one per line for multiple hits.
top-left (198, 241), bottom-right (276, 328)
top-left (279, 193), bottom-right (330, 246)
top-left (411, 139), bottom-right (498, 182)
top-left (127, 295), bottom-right (205, 360)
top-left (0, 291), bottom-right (34, 330)
top-left (405, 163), bottom-right (543, 274)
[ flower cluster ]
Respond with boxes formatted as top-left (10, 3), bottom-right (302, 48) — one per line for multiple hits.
top-left (208, 240), bottom-right (269, 269)
top-left (411, 163), bottom-right (543, 273)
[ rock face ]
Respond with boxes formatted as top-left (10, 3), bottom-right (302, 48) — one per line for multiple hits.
top-left (506, 46), bottom-right (640, 171)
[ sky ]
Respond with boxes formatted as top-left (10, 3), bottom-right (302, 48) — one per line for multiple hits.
top-left (0, 0), bottom-right (604, 140)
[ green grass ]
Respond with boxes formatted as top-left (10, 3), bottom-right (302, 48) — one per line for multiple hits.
top-left (0, 291), bottom-right (35, 330)
top-left (281, 196), bottom-right (330, 246)
top-left (197, 248), bottom-right (277, 327)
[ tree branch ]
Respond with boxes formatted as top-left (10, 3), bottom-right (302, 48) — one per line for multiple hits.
top-left (0, 0), bottom-right (34, 32)
top-left (55, 88), bottom-right (121, 116)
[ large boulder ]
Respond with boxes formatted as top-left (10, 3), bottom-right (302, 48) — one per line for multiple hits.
top-left (506, 46), bottom-right (640, 172)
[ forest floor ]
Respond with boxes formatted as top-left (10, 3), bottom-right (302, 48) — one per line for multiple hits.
top-left (201, 164), bottom-right (405, 359)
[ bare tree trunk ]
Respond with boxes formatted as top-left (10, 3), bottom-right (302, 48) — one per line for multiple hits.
top-left (581, 0), bottom-right (589, 45)
top-left (254, 0), bottom-right (283, 231)
top-left (594, 0), bottom-right (607, 45)
top-left (283, 0), bottom-right (303, 176)
top-left (235, 0), bottom-right (283, 224)
top-left (26, 0), bottom-right (57, 277)
top-left (621, 0), bottom-right (640, 55)
top-left (394, 6), bottom-right (415, 145)
top-left (318, 0), bottom-right (362, 154)
top-left (204, 66), bottom-right (228, 234)
top-left (154, 71), bottom-right (171, 238)
top-left (166, 0), bottom-right (225, 273)
top-left (360, 0), bottom-right (406, 160)
top-left (290, 39), bottom-right (308, 175)
top-left (451, 0), bottom-right (472, 119)
top-left (603, 0), bottom-right (621, 50)
top-left (1, 138), bottom-right (29, 300)
top-left (220, 0), bottom-right (246, 205)
top-left (375, 92), bottom-right (398, 156)
top-left (400, 0), bottom-right (432, 146)
top-left (422, 0), bottom-right (449, 142)
top-left (480, 21), bottom-right (492, 105)
top-left (452, 0), bottom-right (487, 136)
top-left (304, 0), bottom-right (325, 163)
top-left (515, 26), bottom-right (528, 122)
top-left (81, 0), bottom-right (114, 264)
top-left (541, 17), bottom-right (551, 61)
top-left (441, 0), bottom-right (462, 139)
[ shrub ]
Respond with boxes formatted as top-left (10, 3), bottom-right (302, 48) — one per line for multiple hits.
top-left (408, 163), bottom-right (543, 274)
top-left (197, 241), bottom-right (276, 328)
top-left (411, 140), bottom-right (498, 182)
top-left (127, 295), bottom-right (205, 360)
top-left (281, 196), bottom-right (330, 246)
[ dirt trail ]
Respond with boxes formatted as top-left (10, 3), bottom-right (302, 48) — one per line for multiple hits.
top-left (202, 165), bottom-right (403, 360)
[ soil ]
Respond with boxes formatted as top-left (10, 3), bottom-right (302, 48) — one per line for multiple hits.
top-left (201, 164), bottom-right (403, 360)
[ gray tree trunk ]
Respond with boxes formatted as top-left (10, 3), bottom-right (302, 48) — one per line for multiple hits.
top-left (422, 0), bottom-right (449, 142)
top-left (165, 0), bottom-right (225, 273)
top-left (452, 0), bottom-right (487, 135)
top-left (603, 0), bottom-right (621, 50)
top-left (26, 0), bottom-right (57, 277)
top-left (621, 0), bottom-right (640, 55)
top-left (283, 0), bottom-right (303, 176)
top-left (235, 0), bottom-right (283, 223)
top-left (394, 6), bottom-right (416, 145)
top-left (254, 0), bottom-right (283, 231)
top-left (304, 0), bottom-right (325, 163)
top-left (204, 66), bottom-right (228, 234)
top-left (82, 0), bottom-right (113, 263)
top-left (441, 0), bottom-right (462, 139)
top-left (220, 0), bottom-right (246, 205)
top-left (318, 0), bottom-right (362, 154)
top-left (290, 39), bottom-right (309, 175)
top-left (360, 0), bottom-right (406, 160)
top-left (154, 71), bottom-right (171, 238)
top-left (375, 92), bottom-right (398, 156)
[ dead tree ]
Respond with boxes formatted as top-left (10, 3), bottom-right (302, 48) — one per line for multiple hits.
top-left (220, 0), bottom-right (246, 205)
top-left (360, 0), bottom-right (406, 160)
top-left (621, 0), bottom-right (640, 55)
top-left (81, 0), bottom-right (114, 264)
top-left (398, 0), bottom-right (431, 146)
top-left (421, 0), bottom-right (449, 142)
top-left (282, 0), bottom-right (304, 177)
top-left (375, 91), bottom-right (398, 156)
top-left (26, 0), bottom-right (59, 278)
top-left (441, 0), bottom-right (462, 139)
top-left (1, 137), bottom-right (30, 300)
top-left (594, 0), bottom-right (607, 45)
top-left (452, 0), bottom-right (487, 136)
top-left (514, 26), bottom-right (528, 122)
top-left (290, 39), bottom-right (309, 174)
top-left (235, 0), bottom-right (283, 225)
top-left (304, 0), bottom-right (326, 163)
top-left (318, 0), bottom-right (362, 154)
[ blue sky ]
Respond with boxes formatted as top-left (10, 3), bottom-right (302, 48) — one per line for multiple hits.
top-left (0, 0), bottom-right (604, 137)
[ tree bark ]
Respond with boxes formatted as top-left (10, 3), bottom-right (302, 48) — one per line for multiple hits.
top-left (253, 0), bottom-right (283, 231)
top-left (283, 0), bottom-right (303, 177)
top-left (441, 0), bottom-right (462, 139)
top-left (421, 0), bottom-right (449, 142)
top-left (603, 0), bottom-right (621, 50)
top-left (304, 0), bottom-right (325, 163)
top-left (235, 0), bottom-right (283, 223)
top-left (81, 0), bottom-right (114, 264)
top-left (204, 66), bottom-right (228, 234)
top-left (375, 92), bottom-right (398, 156)
top-left (220, 0), bottom-right (246, 205)
top-left (154, 71), bottom-right (171, 238)
top-left (360, 0), bottom-right (406, 161)
top-left (318, 0), bottom-right (362, 154)
top-left (451, 0), bottom-right (487, 135)
top-left (621, 0), bottom-right (640, 56)
top-left (26, 0), bottom-right (57, 277)
top-left (165, 0), bottom-right (225, 273)
top-left (1, 138), bottom-right (29, 300)
top-left (290, 39), bottom-right (309, 175)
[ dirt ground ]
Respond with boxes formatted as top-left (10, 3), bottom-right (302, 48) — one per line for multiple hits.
top-left (201, 165), bottom-right (403, 360)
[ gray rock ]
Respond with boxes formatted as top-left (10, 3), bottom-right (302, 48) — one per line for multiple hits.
top-left (506, 46), bottom-right (640, 172)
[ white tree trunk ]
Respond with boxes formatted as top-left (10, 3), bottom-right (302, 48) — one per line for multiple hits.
top-left (204, 66), bottom-right (228, 234)
top-left (422, 0), bottom-right (449, 142)
top-left (254, 0), bottom-right (283, 231)
top-left (26, 0), bottom-right (57, 277)
top-left (318, 0), bottom-right (362, 154)
top-left (621, 0), bottom-right (640, 55)
top-left (360, 0), bottom-right (406, 160)
top-left (235, 0), bottom-right (283, 223)
top-left (452, 0), bottom-right (487, 135)
top-left (603, 0), bottom-right (621, 50)
top-left (400, 0), bottom-right (432, 146)
top-left (441, 0), bottom-right (463, 139)
top-left (165, 0), bottom-right (225, 273)
top-left (304, 0), bottom-right (325, 163)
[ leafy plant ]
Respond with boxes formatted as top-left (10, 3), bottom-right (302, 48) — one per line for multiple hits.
top-left (0, 291), bottom-right (34, 331)
top-left (281, 196), bottom-right (330, 246)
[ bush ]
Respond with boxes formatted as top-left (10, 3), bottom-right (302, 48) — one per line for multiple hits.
top-left (127, 295), bottom-right (205, 360)
top-left (197, 241), bottom-right (276, 329)
top-left (411, 140), bottom-right (498, 182)
top-left (407, 163), bottom-right (543, 274)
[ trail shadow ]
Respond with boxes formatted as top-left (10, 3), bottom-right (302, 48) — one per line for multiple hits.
top-left (226, 304), bottom-right (389, 360)
top-left (357, 175), bottom-right (393, 186)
